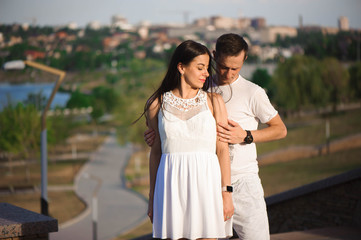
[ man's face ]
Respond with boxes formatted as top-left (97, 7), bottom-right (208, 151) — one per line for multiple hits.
top-left (215, 51), bottom-right (247, 85)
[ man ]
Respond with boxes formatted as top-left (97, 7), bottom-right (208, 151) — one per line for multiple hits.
top-left (144, 33), bottom-right (287, 239)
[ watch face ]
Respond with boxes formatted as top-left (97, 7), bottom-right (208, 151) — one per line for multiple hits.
top-left (227, 186), bottom-right (233, 192)
top-left (245, 135), bottom-right (253, 144)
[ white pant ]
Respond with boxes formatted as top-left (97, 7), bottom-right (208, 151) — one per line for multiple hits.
top-left (231, 173), bottom-right (270, 240)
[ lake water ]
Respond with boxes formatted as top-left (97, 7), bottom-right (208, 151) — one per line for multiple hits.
top-left (0, 83), bottom-right (70, 111)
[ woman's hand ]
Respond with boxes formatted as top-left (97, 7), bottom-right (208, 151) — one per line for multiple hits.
top-left (144, 128), bottom-right (156, 147)
top-left (147, 198), bottom-right (154, 223)
top-left (222, 192), bottom-right (234, 221)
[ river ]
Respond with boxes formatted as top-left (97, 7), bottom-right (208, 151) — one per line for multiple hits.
top-left (0, 82), bottom-right (70, 111)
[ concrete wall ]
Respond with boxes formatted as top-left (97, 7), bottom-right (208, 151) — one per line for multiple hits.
top-left (0, 203), bottom-right (58, 240)
top-left (266, 167), bottom-right (361, 234)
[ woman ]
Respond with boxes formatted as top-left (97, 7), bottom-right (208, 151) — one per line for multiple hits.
top-left (144, 40), bottom-right (233, 239)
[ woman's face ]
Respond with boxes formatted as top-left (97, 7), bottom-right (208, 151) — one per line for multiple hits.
top-left (179, 53), bottom-right (210, 89)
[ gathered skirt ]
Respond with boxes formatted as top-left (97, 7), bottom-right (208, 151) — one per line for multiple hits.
top-left (152, 152), bottom-right (233, 239)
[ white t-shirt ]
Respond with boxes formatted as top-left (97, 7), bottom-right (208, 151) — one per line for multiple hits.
top-left (216, 75), bottom-right (278, 175)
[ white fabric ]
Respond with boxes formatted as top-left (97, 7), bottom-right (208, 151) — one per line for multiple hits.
top-left (153, 89), bottom-right (233, 239)
top-left (232, 173), bottom-right (270, 240)
top-left (216, 75), bottom-right (278, 175)
top-left (216, 75), bottom-right (276, 239)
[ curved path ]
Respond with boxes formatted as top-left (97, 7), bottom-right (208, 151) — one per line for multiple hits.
top-left (50, 135), bottom-right (148, 240)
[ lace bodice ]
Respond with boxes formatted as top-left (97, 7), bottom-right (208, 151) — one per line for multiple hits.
top-left (162, 90), bottom-right (208, 121)
top-left (163, 90), bottom-right (206, 111)
top-left (158, 90), bottom-right (217, 154)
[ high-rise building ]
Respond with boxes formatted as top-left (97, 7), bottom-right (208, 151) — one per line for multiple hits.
top-left (338, 16), bottom-right (349, 31)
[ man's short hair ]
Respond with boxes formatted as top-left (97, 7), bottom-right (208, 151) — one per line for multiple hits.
top-left (215, 33), bottom-right (248, 60)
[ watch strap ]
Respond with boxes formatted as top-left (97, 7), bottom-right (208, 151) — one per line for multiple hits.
top-left (222, 185), bottom-right (233, 192)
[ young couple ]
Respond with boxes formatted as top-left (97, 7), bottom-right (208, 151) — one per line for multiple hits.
top-left (142, 33), bottom-right (287, 240)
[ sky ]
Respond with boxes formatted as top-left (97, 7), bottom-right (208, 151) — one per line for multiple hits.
top-left (0, 0), bottom-right (361, 29)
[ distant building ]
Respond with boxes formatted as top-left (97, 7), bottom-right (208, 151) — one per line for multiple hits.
top-left (88, 21), bottom-right (102, 30)
top-left (55, 31), bottom-right (68, 39)
top-left (67, 22), bottom-right (78, 30)
top-left (260, 26), bottom-right (297, 43)
top-left (111, 15), bottom-right (133, 30)
top-left (193, 18), bottom-right (209, 27)
top-left (338, 16), bottom-right (349, 31)
top-left (25, 50), bottom-right (45, 60)
top-left (138, 26), bottom-right (149, 40)
top-left (238, 18), bottom-right (251, 29)
top-left (322, 27), bottom-right (339, 35)
top-left (251, 18), bottom-right (266, 29)
top-left (21, 23), bottom-right (29, 31)
top-left (8, 36), bottom-right (22, 46)
top-left (210, 16), bottom-right (236, 29)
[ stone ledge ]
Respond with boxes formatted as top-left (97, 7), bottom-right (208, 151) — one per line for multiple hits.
top-left (0, 203), bottom-right (58, 238)
top-left (265, 167), bottom-right (361, 206)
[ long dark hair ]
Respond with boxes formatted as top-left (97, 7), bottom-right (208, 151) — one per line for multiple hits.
top-left (139, 40), bottom-right (215, 122)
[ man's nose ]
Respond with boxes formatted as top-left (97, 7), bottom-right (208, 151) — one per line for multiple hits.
top-left (226, 70), bottom-right (233, 79)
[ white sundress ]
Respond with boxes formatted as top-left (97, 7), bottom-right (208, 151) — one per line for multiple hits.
top-left (152, 89), bottom-right (233, 239)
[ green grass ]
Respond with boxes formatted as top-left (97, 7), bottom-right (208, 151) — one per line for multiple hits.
top-left (260, 147), bottom-right (361, 197)
top-left (0, 159), bottom-right (87, 186)
top-left (257, 108), bottom-right (361, 155)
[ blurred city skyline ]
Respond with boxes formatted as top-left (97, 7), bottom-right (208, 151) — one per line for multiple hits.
top-left (0, 0), bottom-right (361, 29)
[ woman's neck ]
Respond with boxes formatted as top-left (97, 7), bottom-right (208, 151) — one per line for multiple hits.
top-left (172, 86), bottom-right (200, 99)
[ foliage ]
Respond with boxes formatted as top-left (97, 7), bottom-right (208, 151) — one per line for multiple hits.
top-left (90, 100), bottom-right (105, 123)
top-left (47, 113), bottom-right (76, 145)
top-left (251, 68), bottom-right (273, 98)
top-left (106, 73), bottom-right (119, 85)
top-left (272, 55), bottom-right (326, 111)
top-left (66, 89), bottom-right (93, 109)
top-left (320, 57), bottom-right (350, 112)
top-left (92, 86), bottom-right (119, 112)
top-left (0, 103), bottom-right (40, 158)
top-left (114, 58), bottom-right (166, 145)
top-left (348, 62), bottom-right (361, 99)
top-left (23, 91), bottom-right (47, 110)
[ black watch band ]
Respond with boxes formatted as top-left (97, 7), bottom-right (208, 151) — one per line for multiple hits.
top-left (244, 130), bottom-right (253, 144)
top-left (222, 185), bottom-right (233, 192)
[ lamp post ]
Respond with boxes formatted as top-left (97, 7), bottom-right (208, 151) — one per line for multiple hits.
top-left (83, 173), bottom-right (102, 240)
top-left (3, 60), bottom-right (66, 216)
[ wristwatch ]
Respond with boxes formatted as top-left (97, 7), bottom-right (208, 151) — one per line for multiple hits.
top-left (222, 185), bottom-right (233, 192)
top-left (244, 130), bottom-right (253, 144)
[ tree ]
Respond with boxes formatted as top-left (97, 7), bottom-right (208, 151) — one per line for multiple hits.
top-left (105, 73), bottom-right (119, 85)
top-left (320, 58), bottom-right (350, 112)
top-left (66, 90), bottom-right (93, 109)
top-left (92, 86), bottom-right (119, 112)
top-left (23, 91), bottom-right (47, 110)
top-left (251, 68), bottom-right (273, 98)
top-left (0, 103), bottom-right (40, 179)
top-left (272, 55), bottom-right (327, 113)
top-left (348, 62), bottom-right (361, 100)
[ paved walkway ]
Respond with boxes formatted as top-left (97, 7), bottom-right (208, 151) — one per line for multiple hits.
top-left (50, 135), bottom-right (148, 240)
